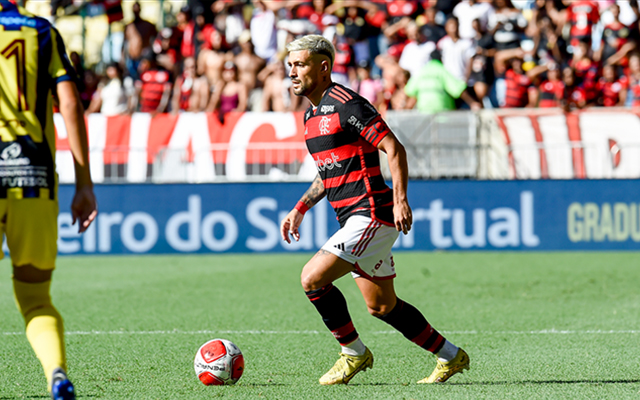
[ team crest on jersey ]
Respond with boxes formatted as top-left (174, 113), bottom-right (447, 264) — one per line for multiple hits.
top-left (320, 105), bottom-right (335, 114)
top-left (319, 116), bottom-right (331, 135)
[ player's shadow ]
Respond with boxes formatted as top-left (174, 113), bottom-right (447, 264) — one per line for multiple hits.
top-left (449, 379), bottom-right (640, 386)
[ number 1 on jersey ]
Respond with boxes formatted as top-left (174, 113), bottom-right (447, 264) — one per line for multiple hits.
top-left (1, 39), bottom-right (28, 112)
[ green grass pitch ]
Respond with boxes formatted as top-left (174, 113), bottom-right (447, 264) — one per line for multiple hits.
top-left (1, 252), bottom-right (640, 399)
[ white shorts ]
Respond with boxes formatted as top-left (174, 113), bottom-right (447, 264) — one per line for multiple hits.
top-left (322, 216), bottom-right (399, 280)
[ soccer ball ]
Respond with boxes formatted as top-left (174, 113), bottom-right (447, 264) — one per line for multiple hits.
top-left (194, 339), bottom-right (244, 386)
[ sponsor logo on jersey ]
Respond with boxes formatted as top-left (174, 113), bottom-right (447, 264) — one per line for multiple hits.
top-left (0, 143), bottom-right (29, 166)
top-left (320, 105), bottom-right (335, 114)
top-left (319, 116), bottom-right (331, 135)
top-left (0, 16), bottom-right (38, 28)
top-left (347, 115), bottom-right (365, 131)
top-left (315, 152), bottom-right (342, 171)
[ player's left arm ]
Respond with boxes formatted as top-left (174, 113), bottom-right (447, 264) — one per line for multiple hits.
top-left (57, 80), bottom-right (98, 233)
top-left (349, 97), bottom-right (412, 233)
top-left (50, 27), bottom-right (97, 232)
top-left (377, 131), bottom-right (412, 234)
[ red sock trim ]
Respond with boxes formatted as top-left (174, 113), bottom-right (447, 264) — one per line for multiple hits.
top-left (332, 321), bottom-right (356, 341)
top-left (305, 284), bottom-right (334, 301)
top-left (411, 324), bottom-right (435, 347)
top-left (427, 335), bottom-right (445, 354)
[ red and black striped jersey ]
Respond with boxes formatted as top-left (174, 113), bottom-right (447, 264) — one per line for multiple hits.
top-left (138, 69), bottom-right (171, 112)
top-left (504, 69), bottom-right (532, 108)
top-left (304, 83), bottom-right (394, 227)
top-left (538, 80), bottom-right (564, 108)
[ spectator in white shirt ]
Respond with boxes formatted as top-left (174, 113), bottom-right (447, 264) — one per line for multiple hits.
top-left (85, 63), bottom-right (132, 116)
top-left (453, 0), bottom-right (494, 40)
top-left (250, 0), bottom-right (279, 62)
top-left (437, 16), bottom-right (476, 82)
top-left (399, 21), bottom-right (436, 79)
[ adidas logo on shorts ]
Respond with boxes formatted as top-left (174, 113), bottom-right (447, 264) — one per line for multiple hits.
top-left (334, 243), bottom-right (346, 252)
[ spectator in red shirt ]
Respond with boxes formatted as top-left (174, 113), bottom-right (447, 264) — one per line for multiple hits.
top-left (570, 40), bottom-right (599, 104)
top-left (537, 62), bottom-right (564, 108)
top-left (177, 6), bottom-right (195, 59)
top-left (596, 64), bottom-right (628, 107)
top-left (626, 53), bottom-right (640, 107)
top-left (565, 0), bottom-right (600, 47)
top-left (133, 51), bottom-right (173, 114)
top-left (561, 66), bottom-right (587, 111)
top-left (329, 32), bottom-right (355, 88)
top-left (386, 0), bottom-right (423, 24)
top-left (495, 50), bottom-right (535, 108)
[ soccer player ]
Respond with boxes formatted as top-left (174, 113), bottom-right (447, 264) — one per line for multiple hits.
top-left (0, 1), bottom-right (97, 398)
top-left (280, 34), bottom-right (469, 385)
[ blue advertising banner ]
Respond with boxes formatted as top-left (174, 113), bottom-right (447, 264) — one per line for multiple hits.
top-left (56, 180), bottom-right (640, 254)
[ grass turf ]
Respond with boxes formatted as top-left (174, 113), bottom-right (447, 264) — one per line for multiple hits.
top-left (1, 252), bottom-right (640, 399)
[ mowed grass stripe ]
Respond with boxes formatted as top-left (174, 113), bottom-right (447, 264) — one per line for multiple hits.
top-left (2, 252), bottom-right (640, 399)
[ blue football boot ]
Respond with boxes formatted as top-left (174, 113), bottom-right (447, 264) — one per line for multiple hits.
top-left (51, 368), bottom-right (76, 400)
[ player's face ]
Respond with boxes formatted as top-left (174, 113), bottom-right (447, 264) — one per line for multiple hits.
top-left (288, 50), bottom-right (321, 97)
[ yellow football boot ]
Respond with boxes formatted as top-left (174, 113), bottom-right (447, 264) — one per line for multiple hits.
top-left (319, 347), bottom-right (374, 385)
top-left (418, 348), bottom-right (469, 384)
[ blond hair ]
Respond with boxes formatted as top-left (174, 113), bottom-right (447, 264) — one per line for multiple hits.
top-left (286, 34), bottom-right (335, 68)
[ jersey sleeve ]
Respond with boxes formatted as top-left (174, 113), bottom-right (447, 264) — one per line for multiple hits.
top-left (343, 97), bottom-right (391, 147)
top-left (49, 27), bottom-right (77, 85)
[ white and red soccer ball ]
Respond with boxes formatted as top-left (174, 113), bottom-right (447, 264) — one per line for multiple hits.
top-left (194, 339), bottom-right (244, 385)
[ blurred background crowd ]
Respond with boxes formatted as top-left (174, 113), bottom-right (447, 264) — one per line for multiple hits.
top-left (39, 0), bottom-right (640, 119)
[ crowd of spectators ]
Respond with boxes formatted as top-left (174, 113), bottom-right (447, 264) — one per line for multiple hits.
top-left (75, 0), bottom-right (640, 119)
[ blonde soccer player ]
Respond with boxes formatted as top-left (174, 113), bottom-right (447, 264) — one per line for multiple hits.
top-left (280, 34), bottom-right (469, 385)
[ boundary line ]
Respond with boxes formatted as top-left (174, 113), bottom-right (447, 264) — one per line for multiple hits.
top-left (2, 329), bottom-right (640, 336)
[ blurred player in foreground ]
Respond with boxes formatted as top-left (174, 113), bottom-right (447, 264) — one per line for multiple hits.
top-left (280, 34), bottom-right (469, 385)
top-left (0, 1), bottom-right (97, 398)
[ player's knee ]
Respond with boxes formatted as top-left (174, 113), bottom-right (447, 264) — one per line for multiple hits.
top-left (13, 279), bottom-right (54, 321)
top-left (13, 264), bottom-right (52, 283)
top-left (301, 271), bottom-right (321, 292)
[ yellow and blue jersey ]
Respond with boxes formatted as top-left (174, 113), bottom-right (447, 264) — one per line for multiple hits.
top-left (0, 0), bottom-right (76, 199)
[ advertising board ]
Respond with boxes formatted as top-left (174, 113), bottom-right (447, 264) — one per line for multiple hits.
top-left (56, 180), bottom-right (640, 254)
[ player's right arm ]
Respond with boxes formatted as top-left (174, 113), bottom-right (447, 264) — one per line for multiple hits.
top-left (57, 80), bottom-right (97, 233)
top-left (280, 173), bottom-right (326, 243)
